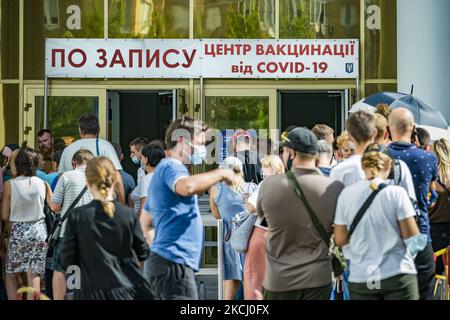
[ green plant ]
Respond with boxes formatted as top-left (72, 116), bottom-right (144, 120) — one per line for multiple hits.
top-left (226, 4), bottom-right (264, 39)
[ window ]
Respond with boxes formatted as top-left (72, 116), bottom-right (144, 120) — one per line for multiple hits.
top-left (364, 0), bottom-right (397, 79)
top-left (195, 0), bottom-right (275, 38)
top-left (108, 0), bottom-right (189, 38)
top-left (1, 0), bottom-right (19, 79)
top-left (280, 0), bottom-right (360, 39)
top-left (24, 0), bottom-right (104, 80)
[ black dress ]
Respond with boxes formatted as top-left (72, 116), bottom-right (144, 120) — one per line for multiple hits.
top-left (60, 200), bottom-right (154, 300)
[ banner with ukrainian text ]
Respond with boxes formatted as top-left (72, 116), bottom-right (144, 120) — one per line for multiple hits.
top-left (45, 39), bottom-right (359, 79)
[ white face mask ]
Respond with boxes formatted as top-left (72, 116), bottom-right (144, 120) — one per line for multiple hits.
top-left (185, 141), bottom-right (207, 165)
top-left (131, 155), bottom-right (140, 165)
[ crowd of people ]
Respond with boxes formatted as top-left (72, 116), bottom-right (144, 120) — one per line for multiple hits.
top-left (0, 104), bottom-right (449, 300)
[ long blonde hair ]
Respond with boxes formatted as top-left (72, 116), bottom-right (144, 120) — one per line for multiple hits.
top-left (433, 138), bottom-right (450, 185)
top-left (261, 155), bottom-right (285, 175)
top-left (86, 157), bottom-right (116, 218)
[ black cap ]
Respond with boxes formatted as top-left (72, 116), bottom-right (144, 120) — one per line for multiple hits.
top-left (282, 127), bottom-right (318, 155)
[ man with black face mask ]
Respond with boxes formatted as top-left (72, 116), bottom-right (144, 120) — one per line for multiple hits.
top-left (256, 127), bottom-right (344, 300)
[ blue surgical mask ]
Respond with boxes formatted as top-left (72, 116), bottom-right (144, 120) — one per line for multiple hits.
top-left (131, 156), bottom-right (140, 165)
top-left (404, 233), bottom-right (427, 258)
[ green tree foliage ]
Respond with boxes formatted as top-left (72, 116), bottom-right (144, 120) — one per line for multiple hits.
top-left (279, 0), bottom-right (315, 38)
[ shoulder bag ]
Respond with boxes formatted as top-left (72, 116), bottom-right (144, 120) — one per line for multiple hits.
top-left (285, 171), bottom-right (384, 277)
top-left (46, 186), bottom-right (88, 248)
top-left (229, 209), bottom-right (257, 254)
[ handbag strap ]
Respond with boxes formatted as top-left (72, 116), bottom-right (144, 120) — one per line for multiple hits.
top-left (59, 186), bottom-right (88, 223)
top-left (286, 171), bottom-right (331, 248)
top-left (348, 183), bottom-right (388, 239)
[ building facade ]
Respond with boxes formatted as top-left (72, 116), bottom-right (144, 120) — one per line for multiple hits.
top-left (1, 0), bottom-right (400, 149)
top-left (3, 0), bottom-right (450, 299)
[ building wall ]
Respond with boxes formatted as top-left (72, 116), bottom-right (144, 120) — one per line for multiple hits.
top-left (397, 0), bottom-right (450, 123)
top-left (0, 0), bottom-right (399, 147)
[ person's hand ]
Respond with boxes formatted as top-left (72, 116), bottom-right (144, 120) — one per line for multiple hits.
top-left (253, 289), bottom-right (263, 300)
top-left (245, 201), bottom-right (256, 213)
top-left (220, 169), bottom-right (235, 186)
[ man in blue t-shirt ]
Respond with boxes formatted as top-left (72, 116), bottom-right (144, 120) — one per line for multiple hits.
top-left (388, 108), bottom-right (438, 300)
top-left (142, 117), bottom-right (234, 300)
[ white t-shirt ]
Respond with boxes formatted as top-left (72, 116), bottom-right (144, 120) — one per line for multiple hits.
top-left (58, 138), bottom-right (122, 174)
top-left (139, 173), bottom-right (154, 199)
top-left (330, 155), bottom-right (417, 200)
top-left (137, 167), bottom-right (146, 185)
top-left (131, 168), bottom-right (149, 211)
top-left (330, 155), bottom-right (365, 187)
top-left (334, 178), bottom-right (417, 283)
top-left (247, 183), bottom-right (267, 229)
top-left (51, 168), bottom-right (93, 237)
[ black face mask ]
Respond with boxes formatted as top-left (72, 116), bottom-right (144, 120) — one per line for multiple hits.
top-left (286, 158), bottom-right (293, 171)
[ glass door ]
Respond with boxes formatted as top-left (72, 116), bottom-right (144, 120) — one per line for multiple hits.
top-left (193, 86), bottom-right (276, 295)
top-left (24, 86), bottom-right (106, 148)
top-left (198, 87), bottom-right (277, 164)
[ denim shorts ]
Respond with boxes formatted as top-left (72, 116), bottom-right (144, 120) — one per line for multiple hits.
top-left (52, 238), bottom-right (66, 273)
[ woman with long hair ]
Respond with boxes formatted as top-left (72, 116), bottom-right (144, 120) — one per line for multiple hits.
top-left (243, 155), bottom-right (285, 300)
top-left (210, 156), bottom-right (257, 300)
top-left (429, 138), bottom-right (450, 275)
top-left (59, 156), bottom-right (153, 300)
top-left (1, 148), bottom-right (51, 300)
top-left (334, 144), bottom-right (424, 300)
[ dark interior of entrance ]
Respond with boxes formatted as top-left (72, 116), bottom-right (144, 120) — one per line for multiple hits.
top-left (279, 91), bottom-right (344, 135)
top-left (108, 91), bottom-right (173, 180)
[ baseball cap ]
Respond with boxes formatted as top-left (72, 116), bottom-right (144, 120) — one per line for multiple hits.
top-left (282, 127), bottom-right (318, 155)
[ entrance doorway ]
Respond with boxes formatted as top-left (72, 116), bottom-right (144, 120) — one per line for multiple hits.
top-left (108, 90), bottom-right (176, 179)
top-left (279, 90), bottom-right (349, 135)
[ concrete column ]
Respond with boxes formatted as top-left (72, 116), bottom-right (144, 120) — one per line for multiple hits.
top-left (397, 0), bottom-right (450, 124)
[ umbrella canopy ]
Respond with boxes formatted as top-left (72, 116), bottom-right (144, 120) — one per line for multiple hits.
top-left (350, 91), bottom-right (448, 129)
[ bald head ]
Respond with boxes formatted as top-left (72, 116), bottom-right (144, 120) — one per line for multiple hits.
top-left (388, 108), bottom-right (415, 137)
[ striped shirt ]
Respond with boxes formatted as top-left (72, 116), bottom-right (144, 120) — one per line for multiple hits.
top-left (51, 167), bottom-right (93, 237)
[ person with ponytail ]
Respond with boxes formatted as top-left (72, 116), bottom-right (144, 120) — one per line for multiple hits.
top-left (429, 138), bottom-right (450, 275)
top-left (59, 156), bottom-right (153, 300)
top-left (334, 143), bottom-right (426, 300)
top-left (209, 156), bottom-right (257, 300)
